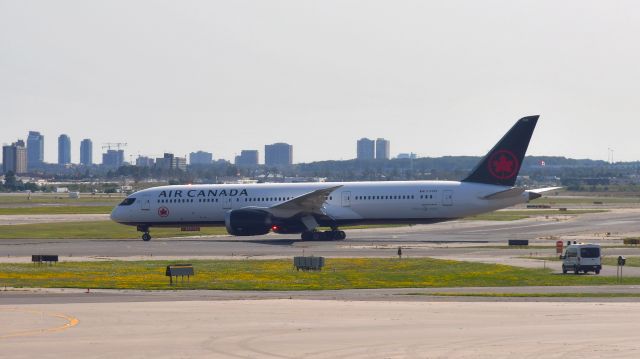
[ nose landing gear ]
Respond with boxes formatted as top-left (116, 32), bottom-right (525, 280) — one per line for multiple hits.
top-left (137, 225), bottom-right (152, 242)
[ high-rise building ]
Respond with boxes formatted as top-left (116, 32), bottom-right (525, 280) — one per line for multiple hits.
top-left (26, 131), bottom-right (44, 169)
top-left (376, 138), bottom-right (390, 160)
top-left (189, 151), bottom-right (213, 165)
top-left (357, 138), bottom-right (375, 160)
top-left (102, 149), bottom-right (124, 168)
top-left (235, 150), bottom-right (259, 166)
top-left (2, 140), bottom-right (27, 174)
top-left (58, 134), bottom-right (71, 164)
top-left (174, 157), bottom-right (187, 171)
top-left (80, 139), bottom-right (93, 166)
top-left (156, 153), bottom-right (174, 169)
top-left (155, 153), bottom-right (186, 170)
top-left (265, 143), bottom-right (293, 166)
top-left (135, 156), bottom-right (155, 167)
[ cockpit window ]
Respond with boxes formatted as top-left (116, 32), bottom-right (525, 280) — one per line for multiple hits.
top-left (119, 198), bottom-right (136, 206)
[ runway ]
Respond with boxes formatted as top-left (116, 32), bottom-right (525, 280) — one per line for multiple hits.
top-left (2, 299), bottom-right (640, 358)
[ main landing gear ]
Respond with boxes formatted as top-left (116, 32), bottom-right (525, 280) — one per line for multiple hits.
top-left (301, 230), bottom-right (346, 241)
top-left (137, 225), bottom-right (152, 242)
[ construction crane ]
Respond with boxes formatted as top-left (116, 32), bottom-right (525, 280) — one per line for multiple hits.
top-left (102, 143), bottom-right (128, 151)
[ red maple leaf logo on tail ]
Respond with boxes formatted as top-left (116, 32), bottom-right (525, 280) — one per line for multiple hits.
top-left (488, 150), bottom-right (519, 180)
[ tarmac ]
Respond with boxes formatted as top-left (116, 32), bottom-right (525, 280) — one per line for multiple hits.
top-left (2, 300), bottom-right (640, 358)
top-left (2, 208), bottom-right (640, 357)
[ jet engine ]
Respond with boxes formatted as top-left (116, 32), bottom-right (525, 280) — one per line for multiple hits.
top-left (224, 208), bottom-right (272, 236)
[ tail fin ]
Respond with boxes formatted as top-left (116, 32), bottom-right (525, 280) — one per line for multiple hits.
top-left (462, 115), bottom-right (539, 187)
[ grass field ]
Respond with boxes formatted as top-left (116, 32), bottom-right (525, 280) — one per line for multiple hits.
top-left (0, 206), bottom-right (113, 215)
top-left (530, 196), bottom-right (640, 205)
top-left (3, 258), bottom-right (640, 290)
top-left (0, 194), bottom-right (125, 205)
top-left (0, 221), bottom-right (406, 239)
top-left (467, 209), bottom-right (606, 221)
top-left (0, 221), bottom-right (229, 239)
top-left (603, 257), bottom-right (640, 267)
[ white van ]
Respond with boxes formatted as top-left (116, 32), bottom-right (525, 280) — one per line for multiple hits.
top-left (561, 243), bottom-right (602, 275)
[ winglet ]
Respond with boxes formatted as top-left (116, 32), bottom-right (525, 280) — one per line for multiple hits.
top-left (462, 116), bottom-right (539, 187)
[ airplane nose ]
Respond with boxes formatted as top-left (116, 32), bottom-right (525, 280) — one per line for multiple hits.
top-left (110, 207), bottom-right (121, 222)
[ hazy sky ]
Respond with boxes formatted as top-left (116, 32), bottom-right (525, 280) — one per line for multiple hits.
top-left (2, 1), bottom-right (640, 164)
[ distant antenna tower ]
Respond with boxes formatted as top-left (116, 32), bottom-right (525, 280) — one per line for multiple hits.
top-left (607, 147), bottom-right (614, 164)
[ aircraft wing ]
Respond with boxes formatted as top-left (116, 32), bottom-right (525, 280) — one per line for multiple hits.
top-left (267, 185), bottom-right (343, 217)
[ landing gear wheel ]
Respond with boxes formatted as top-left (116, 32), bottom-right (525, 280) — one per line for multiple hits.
top-left (337, 231), bottom-right (346, 240)
top-left (595, 269), bottom-right (600, 275)
top-left (574, 266), bottom-right (580, 275)
top-left (142, 233), bottom-right (151, 242)
top-left (562, 266), bottom-right (567, 274)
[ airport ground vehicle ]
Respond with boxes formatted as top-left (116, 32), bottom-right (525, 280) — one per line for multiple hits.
top-left (561, 243), bottom-right (602, 274)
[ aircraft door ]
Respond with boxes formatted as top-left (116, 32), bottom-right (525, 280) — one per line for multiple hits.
top-left (442, 190), bottom-right (453, 206)
top-left (341, 191), bottom-right (351, 207)
top-left (223, 197), bottom-right (232, 210)
top-left (140, 197), bottom-right (150, 211)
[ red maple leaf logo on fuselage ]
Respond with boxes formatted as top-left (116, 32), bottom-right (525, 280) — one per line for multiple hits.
top-left (158, 207), bottom-right (170, 217)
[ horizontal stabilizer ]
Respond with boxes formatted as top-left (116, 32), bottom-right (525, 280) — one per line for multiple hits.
top-left (482, 187), bottom-right (525, 200)
top-left (527, 187), bottom-right (563, 194)
top-left (525, 187), bottom-right (563, 201)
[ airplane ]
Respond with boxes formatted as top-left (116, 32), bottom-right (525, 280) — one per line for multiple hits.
top-left (111, 115), bottom-right (558, 241)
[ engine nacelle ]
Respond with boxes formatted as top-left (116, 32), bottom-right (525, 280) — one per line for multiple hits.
top-left (225, 208), bottom-right (272, 236)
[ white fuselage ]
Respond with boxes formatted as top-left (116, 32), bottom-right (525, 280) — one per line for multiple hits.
top-left (110, 181), bottom-right (529, 227)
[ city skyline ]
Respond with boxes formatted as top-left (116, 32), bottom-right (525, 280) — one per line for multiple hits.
top-left (3, 2), bottom-right (640, 163)
top-left (1, 127), bottom-right (638, 168)
top-left (3, 130), bottom-right (405, 166)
